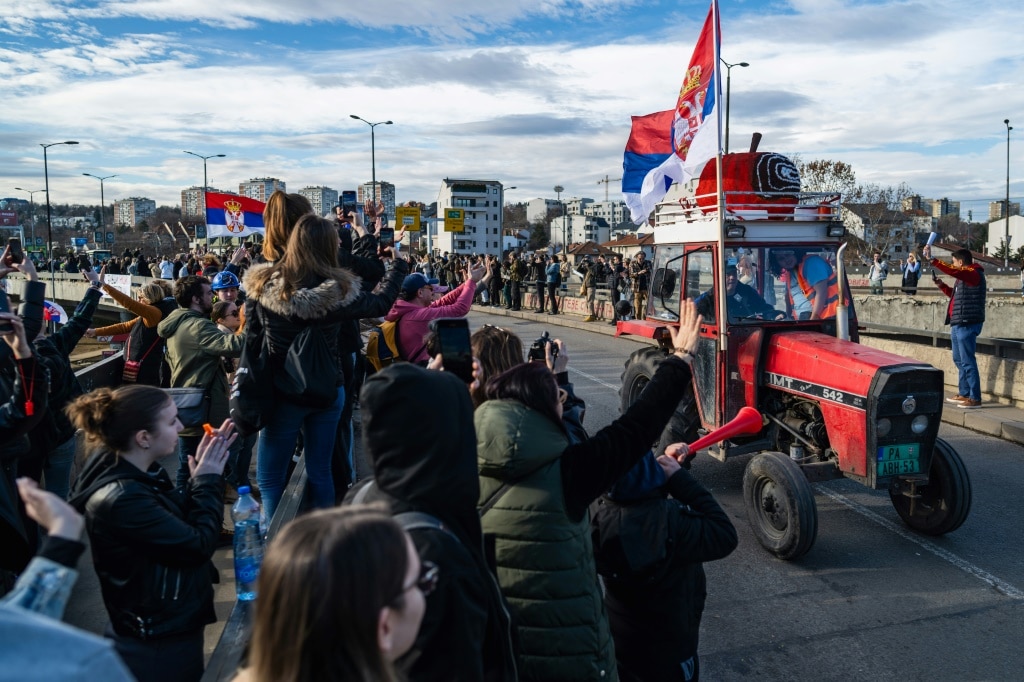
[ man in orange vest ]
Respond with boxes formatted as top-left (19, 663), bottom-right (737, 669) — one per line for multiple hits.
top-left (770, 249), bottom-right (841, 320)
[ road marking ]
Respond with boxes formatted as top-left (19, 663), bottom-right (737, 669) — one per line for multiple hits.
top-left (569, 367), bottom-right (621, 391)
top-left (820, 487), bottom-right (1024, 600)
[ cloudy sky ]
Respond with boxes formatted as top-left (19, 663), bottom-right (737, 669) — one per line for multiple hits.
top-left (1, 0), bottom-right (1022, 220)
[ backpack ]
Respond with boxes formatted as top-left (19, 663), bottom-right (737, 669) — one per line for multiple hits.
top-left (365, 319), bottom-right (403, 372)
top-left (275, 323), bottom-right (339, 407)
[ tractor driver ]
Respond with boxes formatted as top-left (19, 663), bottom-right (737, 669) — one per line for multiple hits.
top-left (768, 248), bottom-right (840, 320)
top-left (695, 263), bottom-right (783, 322)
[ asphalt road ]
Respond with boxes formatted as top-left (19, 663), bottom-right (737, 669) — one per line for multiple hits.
top-left (466, 310), bottom-right (1024, 682)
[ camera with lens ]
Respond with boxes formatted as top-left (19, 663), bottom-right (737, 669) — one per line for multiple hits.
top-left (528, 331), bottom-right (558, 363)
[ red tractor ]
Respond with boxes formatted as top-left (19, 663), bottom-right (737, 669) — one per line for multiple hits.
top-left (618, 152), bottom-right (971, 560)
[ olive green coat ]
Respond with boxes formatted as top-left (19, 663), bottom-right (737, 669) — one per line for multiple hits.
top-left (157, 308), bottom-right (243, 437)
top-left (476, 400), bottom-right (617, 682)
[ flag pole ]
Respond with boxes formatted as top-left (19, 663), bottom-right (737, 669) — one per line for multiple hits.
top-left (711, 0), bottom-right (728, 352)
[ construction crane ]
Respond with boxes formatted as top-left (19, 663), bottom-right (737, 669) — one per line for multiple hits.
top-left (597, 174), bottom-right (622, 202)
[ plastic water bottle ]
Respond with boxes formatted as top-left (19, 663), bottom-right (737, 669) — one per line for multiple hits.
top-left (232, 487), bottom-right (264, 601)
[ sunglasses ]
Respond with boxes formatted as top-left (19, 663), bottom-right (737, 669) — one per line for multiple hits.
top-left (402, 560), bottom-right (439, 598)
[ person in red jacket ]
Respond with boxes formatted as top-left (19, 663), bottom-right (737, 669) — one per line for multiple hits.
top-left (923, 245), bottom-right (986, 408)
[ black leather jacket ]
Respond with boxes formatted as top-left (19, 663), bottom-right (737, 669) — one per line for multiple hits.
top-left (69, 452), bottom-right (223, 640)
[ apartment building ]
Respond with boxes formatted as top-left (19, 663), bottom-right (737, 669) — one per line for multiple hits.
top-left (435, 179), bottom-right (505, 256)
top-left (239, 177), bottom-right (286, 203)
top-left (180, 185), bottom-right (229, 218)
top-left (299, 186), bottom-right (340, 217)
top-left (113, 197), bottom-right (156, 228)
top-left (357, 181), bottom-right (396, 221)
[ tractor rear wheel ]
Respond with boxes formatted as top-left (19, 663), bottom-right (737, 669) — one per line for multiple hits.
top-left (620, 347), bottom-right (700, 457)
top-left (743, 451), bottom-right (818, 560)
top-left (889, 437), bottom-right (972, 536)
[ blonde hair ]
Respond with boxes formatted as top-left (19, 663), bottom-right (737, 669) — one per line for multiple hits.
top-left (139, 280), bottom-right (168, 305)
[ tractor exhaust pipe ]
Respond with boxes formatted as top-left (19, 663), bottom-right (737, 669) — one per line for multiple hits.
top-left (835, 242), bottom-right (850, 341)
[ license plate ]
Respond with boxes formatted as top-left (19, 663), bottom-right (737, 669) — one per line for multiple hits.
top-left (877, 443), bottom-right (921, 477)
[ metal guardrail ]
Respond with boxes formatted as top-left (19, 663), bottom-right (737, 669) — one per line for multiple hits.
top-left (858, 322), bottom-right (1024, 358)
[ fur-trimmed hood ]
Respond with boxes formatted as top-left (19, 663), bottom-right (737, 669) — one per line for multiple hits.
top-left (243, 262), bottom-right (361, 320)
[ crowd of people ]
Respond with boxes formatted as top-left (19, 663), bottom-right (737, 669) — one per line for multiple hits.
top-left (0, 199), bottom-right (744, 682)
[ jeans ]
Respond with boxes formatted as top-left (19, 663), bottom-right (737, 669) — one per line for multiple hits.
top-left (870, 280), bottom-right (883, 294)
top-left (43, 437), bottom-right (76, 500)
top-left (176, 435), bottom-right (201, 488)
top-left (535, 281), bottom-right (545, 311)
top-left (333, 351), bottom-right (357, 495)
top-left (225, 431), bottom-right (257, 490)
top-left (511, 281), bottom-right (521, 310)
top-left (257, 387), bottom-right (344, 522)
top-left (546, 282), bottom-right (559, 313)
top-left (950, 322), bottom-right (983, 401)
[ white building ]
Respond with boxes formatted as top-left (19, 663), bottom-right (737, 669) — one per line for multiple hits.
top-left (435, 179), bottom-right (506, 256)
top-left (357, 181), bottom-right (396, 222)
top-left (526, 198), bottom-right (560, 224)
top-left (239, 178), bottom-right (286, 203)
top-left (300, 186), bottom-right (340, 217)
top-left (985, 215), bottom-right (1024, 255)
top-left (550, 214), bottom-right (610, 251)
top-left (113, 197), bottom-right (156, 228)
top-left (564, 197), bottom-right (594, 216)
top-left (180, 186), bottom-right (229, 218)
top-left (583, 200), bottom-right (631, 228)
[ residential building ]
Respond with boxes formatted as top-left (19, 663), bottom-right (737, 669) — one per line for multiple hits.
top-left (930, 197), bottom-right (960, 219)
top-left (239, 177), bottom-right (286, 203)
top-left (984, 215), bottom-right (1024, 256)
top-left (565, 197), bottom-right (594, 216)
top-left (435, 179), bottom-right (505, 256)
top-left (989, 200), bottom-right (1021, 221)
top-left (842, 203), bottom-right (924, 260)
top-left (113, 197), bottom-right (156, 229)
top-left (526, 198), bottom-right (560, 224)
top-left (357, 181), bottom-right (396, 222)
top-left (180, 185), bottom-right (228, 218)
top-left (601, 232), bottom-right (655, 262)
top-left (583, 200), bottom-right (631, 229)
top-left (299, 186), bottom-right (340, 217)
top-left (550, 214), bottom-right (610, 251)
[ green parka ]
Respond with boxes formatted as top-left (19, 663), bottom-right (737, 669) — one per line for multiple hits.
top-left (157, 308), bottom-right (243, 437)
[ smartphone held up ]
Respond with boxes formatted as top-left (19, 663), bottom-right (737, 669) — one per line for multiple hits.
top-left (433, 318), bottom-right (474, 384)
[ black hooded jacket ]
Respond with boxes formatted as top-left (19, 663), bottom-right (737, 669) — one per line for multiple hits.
top-left (345, 364), bottom-right (517, 682)
top-left (591, 462), bottom-right (738, 678)
top-left (68, 452), bottom-right (223, 640)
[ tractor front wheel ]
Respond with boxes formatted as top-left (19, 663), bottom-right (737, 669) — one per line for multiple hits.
top-left (889, 437), bottom-right (972, 536)
top-left (743, 451), bottom-right (818, 560)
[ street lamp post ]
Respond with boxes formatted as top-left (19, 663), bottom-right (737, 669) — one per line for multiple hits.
top-left (721, 59), bottom-right (749, 154)
top-left (83, 173), bottom-right (116, 246)
top-left (350, 115), bottom-right (393, 208)
top-left (183, 151), bottom-right (225, 249)
top-left (1005, 119), bottom-right (1013, 268)
top-left (41, 140), bottom-right (79, 290)
top-left (554, 185), bottom-right (565, 253)
top-left (14, 187), bottom-right (46, 248)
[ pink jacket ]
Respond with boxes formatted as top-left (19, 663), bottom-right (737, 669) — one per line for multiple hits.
top-left (384, 279), bottom-right (477, 363)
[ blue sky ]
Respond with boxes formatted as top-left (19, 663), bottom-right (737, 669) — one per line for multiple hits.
top-left (1, 0), bottom-right (1022, 221)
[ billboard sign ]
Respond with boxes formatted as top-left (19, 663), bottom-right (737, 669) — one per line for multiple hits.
top-left (0, 211), bottom-right (16, 226)
top-left (395, 206), bottom-right (421, 231)
top-left (444, 208), bottom-right (465, 233)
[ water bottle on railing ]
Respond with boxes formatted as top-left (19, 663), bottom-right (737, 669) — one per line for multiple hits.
top-left (231, 486), bottom-right (264, 601)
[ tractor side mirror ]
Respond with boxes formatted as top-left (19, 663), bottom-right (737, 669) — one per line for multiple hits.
top-left (652, 267), bottom-right (676, 298)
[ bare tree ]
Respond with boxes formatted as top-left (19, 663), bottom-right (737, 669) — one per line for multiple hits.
top-left (798, 159), bottom-right (857, 196)
top-left (845, 182), bottom-right (917, 259)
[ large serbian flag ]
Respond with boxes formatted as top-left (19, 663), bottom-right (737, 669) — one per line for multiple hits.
top-left (205, 192), bottom-right (266, 238)
top-left (623, 1), bottom-right (721, 224)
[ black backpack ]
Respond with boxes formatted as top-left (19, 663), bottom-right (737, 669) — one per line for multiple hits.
top-left (274, 323), bottom-right (339, 407)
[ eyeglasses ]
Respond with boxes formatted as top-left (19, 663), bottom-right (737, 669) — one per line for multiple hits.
top-left (397, 560), bottom-right (439, 599)
top-left (223, 311), bottom-right (239, 319)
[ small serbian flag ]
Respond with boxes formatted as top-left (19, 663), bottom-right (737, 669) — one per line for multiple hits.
top-left (205, 192), bottom-right (266, 238)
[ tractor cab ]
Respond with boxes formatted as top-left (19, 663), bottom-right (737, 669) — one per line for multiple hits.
top-left (618, 152), bottom-right (969, 560)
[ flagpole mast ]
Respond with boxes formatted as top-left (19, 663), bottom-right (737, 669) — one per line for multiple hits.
top-left (711, 0), bottom-right (728, 352)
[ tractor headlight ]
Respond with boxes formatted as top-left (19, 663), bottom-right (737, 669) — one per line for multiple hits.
top-left (911, 415), bottom-right (929, 434)
top-left (876, 418), bottom-right (892, 437)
